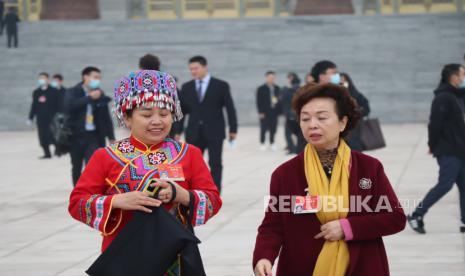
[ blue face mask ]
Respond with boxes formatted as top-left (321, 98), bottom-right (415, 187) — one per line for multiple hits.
top-left (38, 79), bottom-right (47, 87)
top-left (89, 79), bottom-right (100, 90)
top-left (50, 81), bottom-right (59, 88)
top-left (330, 73), bottom-right (341, 85)
top-left (459, 79), bottom-right (465, 89)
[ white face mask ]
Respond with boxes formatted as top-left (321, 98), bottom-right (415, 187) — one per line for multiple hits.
top-left (50, 81), bottom-right (59, 88)
top-left (460, 79), bottom-right (465, 89)
top-left (329, 73), bottom-right (341, 85)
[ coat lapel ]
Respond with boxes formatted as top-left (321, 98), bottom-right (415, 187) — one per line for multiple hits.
top-left (188, 80), bottom-right (200, 104)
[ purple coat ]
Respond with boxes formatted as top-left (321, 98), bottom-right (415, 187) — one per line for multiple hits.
top-left (253, 151), bottom-right (406, 275)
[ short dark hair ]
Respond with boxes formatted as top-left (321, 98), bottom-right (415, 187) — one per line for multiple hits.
top-left (82, 66), bottom-right (100, 77)
top-left (139, 54), bottom-right (160, 70)
top-left (311, 60), bottom-right (337, 83)
top-left (265, 71), bottom-right (276, 76)
top-left (52, 74), bottom-right (63, 81)
top-left (292, 83), bottom-right (361, 138)
top-left (39, 72), bottom-right (49, 78)
top-left (440, 63), bottom-right (463, 85)
top-left (189, 56), bottom-right (208, 66)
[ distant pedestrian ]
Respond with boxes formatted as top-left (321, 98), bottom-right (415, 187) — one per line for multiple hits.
top-left (408, 64), bottom-right (465, 234)
top-left (64, 66), bottom-right (115, 185)
top-left (281, 72), bottom-right (305, 154)
top-left (256, 71), bottom-right (281, 151)
top-left (176, 56), bottom-right (238, 193)
top-left (51, 74), bottom-right (66, 112)
top-left (28, 72), bottom-right (59, 159)
top-left (4, 7), bottom-right (20, 48)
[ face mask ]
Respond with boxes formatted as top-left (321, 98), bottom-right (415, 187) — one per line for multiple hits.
top-left (89, 79), bottom-right (100, 90)
top-left (330, 73), bottom-right (341, 85)
top-left (459, 79), bottom-right (465, 89)
top-left (38, 79), bottom-right (47, 87)
top-left (50, 81), bottom-right (59, 88)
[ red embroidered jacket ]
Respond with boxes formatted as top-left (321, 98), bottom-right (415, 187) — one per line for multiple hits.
top-left (253, 151), bottom-right (406, 276)
top-left (68, 136), bottom-right (222, 252)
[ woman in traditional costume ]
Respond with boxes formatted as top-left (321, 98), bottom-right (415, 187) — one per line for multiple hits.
top-left (253, 83), bottom-right (405, 276)
top-left (68, 70), bottom-right (221, 275)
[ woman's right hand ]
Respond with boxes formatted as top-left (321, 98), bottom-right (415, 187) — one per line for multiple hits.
top-left (254, 259), bottom-right (273, 276)
top-left (112, 191), bottom-right (162, 213)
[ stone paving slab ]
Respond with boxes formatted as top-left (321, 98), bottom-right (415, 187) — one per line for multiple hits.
top-left (0, 124), bottom-right (464, 275)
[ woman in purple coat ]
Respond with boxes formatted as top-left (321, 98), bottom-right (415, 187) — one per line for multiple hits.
top-left (253, 83), bottom-right (406, 276)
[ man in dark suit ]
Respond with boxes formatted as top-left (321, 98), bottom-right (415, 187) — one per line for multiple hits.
top-left (256, 71), bottom-right (281, 151)
top-left (51, 74), bottom-right (67, 112)
top-left (4, 7), bottom-right (19, 48)
top-left (0, 1), bottom-right (4, 36)
top-left (65, 66), bottom-right (115, 185)
top-left (176, 56), bottom-right (238, 192)
top-left (28, 72), bottom-right (59, 159)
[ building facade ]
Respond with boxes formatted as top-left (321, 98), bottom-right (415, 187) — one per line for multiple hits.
top-left (2, 0), bottom-right (464, 21)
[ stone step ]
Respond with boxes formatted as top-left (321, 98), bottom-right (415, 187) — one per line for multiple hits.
top-left (0, 14), bottom-right (463, 131)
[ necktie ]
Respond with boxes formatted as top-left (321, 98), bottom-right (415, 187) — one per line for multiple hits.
top-left (197, 80), bottom-right (203, 102)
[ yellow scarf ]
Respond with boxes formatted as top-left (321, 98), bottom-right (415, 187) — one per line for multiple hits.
top-left (304, 139), bottom-right (351, 276)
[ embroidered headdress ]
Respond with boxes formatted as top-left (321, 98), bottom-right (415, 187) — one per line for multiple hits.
top-left (113, 70), bottom-right (183, 125)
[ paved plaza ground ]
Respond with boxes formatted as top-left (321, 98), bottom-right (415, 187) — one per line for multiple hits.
top-left (0, 124), bottom-right (464, 275)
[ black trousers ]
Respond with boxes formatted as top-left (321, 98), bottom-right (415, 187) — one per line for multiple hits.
top-left (259, 113), bottom-right (278, 144)
top-left (7, 30), bottom-right (17, 48)
top-left (37, 123), bottom-right (53, 157)
top-left (284, 118), bottom-right (306, 154)
top-left (413, 155), bottom-right (465, 224)
top-left (70, 131), bottom-right (99, 185)
top-left (187, 127), bottom-right (224, 193)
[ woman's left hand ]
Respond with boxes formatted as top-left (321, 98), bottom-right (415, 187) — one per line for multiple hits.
top-left (314, 220), bottom-right (345, 241)
top-left (150, 180), bottom-right (190, 206)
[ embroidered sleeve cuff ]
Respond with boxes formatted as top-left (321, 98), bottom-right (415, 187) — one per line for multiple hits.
top-left (102, 195), bottom-right (123, 236)
top-left (191, 190), bottom-right (214, 226)
top-left (82, 194), bottom-right (122, 235)
top-left (340, 218), bottom-right (353, 241)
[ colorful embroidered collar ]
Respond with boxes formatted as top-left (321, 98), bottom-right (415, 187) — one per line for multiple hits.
top-left (129, 135), bottom-right (165, 152)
